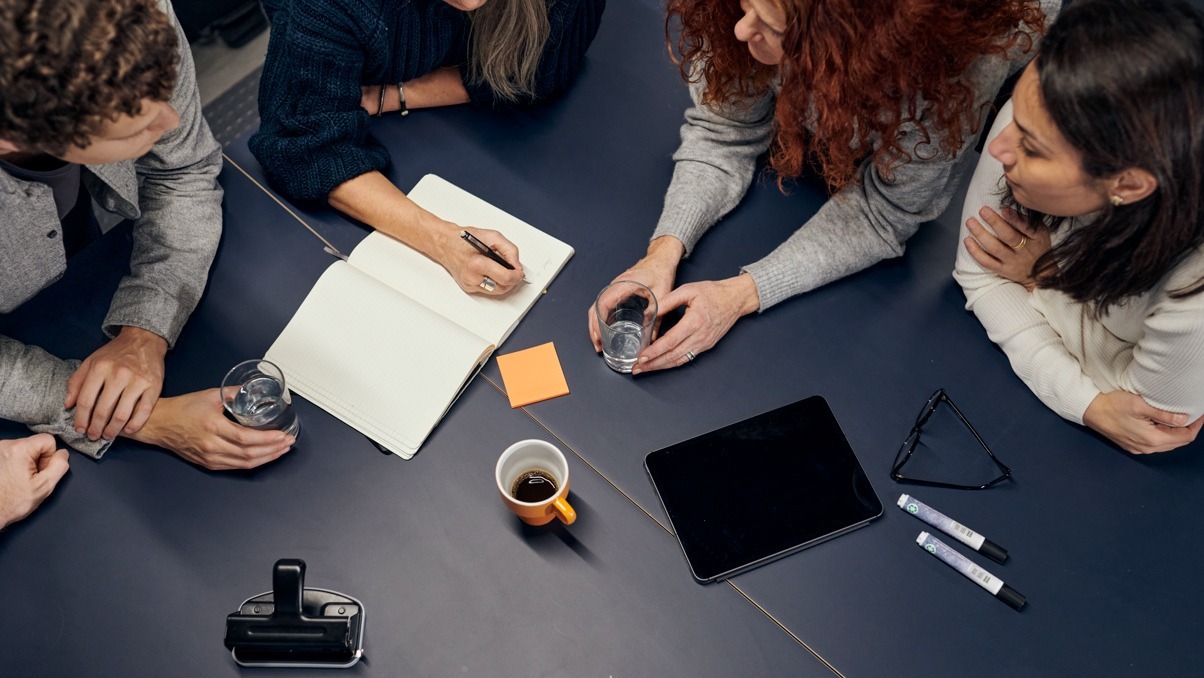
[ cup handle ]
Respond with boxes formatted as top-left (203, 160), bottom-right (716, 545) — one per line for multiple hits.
top-left (552, 496), bottom-right (576, 525)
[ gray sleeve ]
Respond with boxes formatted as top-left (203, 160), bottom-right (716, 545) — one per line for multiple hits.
top-left (0, 337), bottom-right (110, 458)
top-left (742, 3), bottom-right (1056, 310)
top-left (102, 0), bottom-right (222, 346)
top-left (651, 76), bottom-right (775, 254)
top-left (742, 119), bottom-right (982, 309)
top-left (744, 78), bottom-right (1011, 308)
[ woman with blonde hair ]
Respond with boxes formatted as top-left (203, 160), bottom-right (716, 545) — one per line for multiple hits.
top-left (591, 0), bottom-right (1055, 372)
top-left (252, 0), bottom-right (604, 297)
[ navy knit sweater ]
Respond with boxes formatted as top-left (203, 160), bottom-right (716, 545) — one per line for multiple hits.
top-left (251, 0), bottom-right (605, 201)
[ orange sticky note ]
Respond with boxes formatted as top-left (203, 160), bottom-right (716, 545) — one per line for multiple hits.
top-left (495, 342), bottom-right (570, 408)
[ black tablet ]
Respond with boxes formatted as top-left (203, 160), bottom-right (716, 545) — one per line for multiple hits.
top-left (645, 396), bottom-right (883, 583)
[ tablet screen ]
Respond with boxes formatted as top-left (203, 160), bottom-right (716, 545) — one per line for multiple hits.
top-left (645, 396), bottom-right (882, 582)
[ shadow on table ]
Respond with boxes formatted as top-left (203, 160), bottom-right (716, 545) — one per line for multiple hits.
top-left (511, 493), bottom-right (599, 566)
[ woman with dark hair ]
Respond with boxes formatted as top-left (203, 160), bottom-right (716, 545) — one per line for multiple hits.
top-left (589, 0), bottom-right (1055, 372)
top-left (251, 0), bottom-right (604, 297)
top-left (957, 0), bottom-right (1204, 454)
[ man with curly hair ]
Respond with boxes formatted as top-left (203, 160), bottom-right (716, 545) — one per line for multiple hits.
top-left (0, 0), bottom-right (295, 501)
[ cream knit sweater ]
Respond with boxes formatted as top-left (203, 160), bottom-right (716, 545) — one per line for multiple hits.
top-left (955, 101), bottom-right (1204, 424)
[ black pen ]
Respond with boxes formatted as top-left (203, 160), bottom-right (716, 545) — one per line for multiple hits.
top-left (460, 230), bottom-right (530, 284)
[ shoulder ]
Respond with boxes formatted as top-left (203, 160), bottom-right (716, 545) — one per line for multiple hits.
top-left (958, 1), bottom-right (1060, 99)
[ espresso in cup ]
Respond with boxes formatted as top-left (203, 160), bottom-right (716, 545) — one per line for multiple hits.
top-left (511, 469), bottom-right (558, 503)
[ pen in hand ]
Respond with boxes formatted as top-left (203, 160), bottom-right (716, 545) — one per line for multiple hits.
top-left (460, 230), bottom-right (531, 284)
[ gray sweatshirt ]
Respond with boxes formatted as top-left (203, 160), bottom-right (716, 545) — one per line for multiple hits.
top-left (652, 0), bottom-right (1058, 310)
top-left (0, 0), bottom-right (222, 457)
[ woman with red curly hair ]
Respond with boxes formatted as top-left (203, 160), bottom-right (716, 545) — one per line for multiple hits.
top-left (590, 0), bottom-right (1057, 373)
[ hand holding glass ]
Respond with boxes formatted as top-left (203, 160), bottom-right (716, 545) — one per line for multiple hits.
top-left (594, 280), bottom-right (658, 373)
top-left (221, 360), bottom-right (301, 437)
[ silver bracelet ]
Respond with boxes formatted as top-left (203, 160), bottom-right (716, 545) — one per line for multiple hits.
top-left (397, 82), bottom-right (409, 117)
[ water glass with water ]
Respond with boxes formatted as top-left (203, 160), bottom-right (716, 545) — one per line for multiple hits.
top-left (594, 280), bottom-right (658, 373)
top-left (221, 360), bottom-right (301, 437)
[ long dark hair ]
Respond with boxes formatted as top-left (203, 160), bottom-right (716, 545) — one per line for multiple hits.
top-left (1019, 0), bottom-right (1204, 312)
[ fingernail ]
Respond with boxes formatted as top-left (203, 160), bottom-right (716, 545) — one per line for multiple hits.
top-left (631, 368), bottom-right (641, 375)
top-left (979, 207), bottom-right (991, 217)
top-left (274, 433), bottom-right (286, 441)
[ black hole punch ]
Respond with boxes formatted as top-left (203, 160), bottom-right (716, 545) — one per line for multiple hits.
top-left (224, 558), bottom-right (366, 668)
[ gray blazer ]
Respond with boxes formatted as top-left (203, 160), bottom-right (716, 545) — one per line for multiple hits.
top-left (0, 0), bottom-right (222, 457)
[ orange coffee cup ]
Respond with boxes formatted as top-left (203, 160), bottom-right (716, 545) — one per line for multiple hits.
top-left (495, 440), bottom-right (576, 526)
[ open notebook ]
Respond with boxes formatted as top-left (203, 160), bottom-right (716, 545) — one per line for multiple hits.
top-left (265, 175), bottom-right (574, 458)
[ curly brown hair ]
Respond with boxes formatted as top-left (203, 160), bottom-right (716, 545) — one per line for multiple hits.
top-left (0, 0), bottom-right (179, 155)
top-left (667, 0), bottom-right (1046, 192)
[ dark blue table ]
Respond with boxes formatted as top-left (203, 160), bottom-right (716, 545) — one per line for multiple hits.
top-left (220, 0), bottom-right (1204, 673)
top-left (0, 160), bottom-right (835, 676)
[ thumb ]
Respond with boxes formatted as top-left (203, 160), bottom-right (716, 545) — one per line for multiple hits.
top-left (64, 361), bottom-right (87, 408)
top-left (37, 448), bottom-right (70, 485)
top-left (1135, 399), bottom-right (1190, 427)
top-left (656, 286), bottom-right (691, 316)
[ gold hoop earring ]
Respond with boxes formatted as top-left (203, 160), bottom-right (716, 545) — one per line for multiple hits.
top-left (1110, 195), bottom-right (1124, 206)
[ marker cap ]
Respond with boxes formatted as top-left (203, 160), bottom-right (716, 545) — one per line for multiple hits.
top-left (997, 584), bottom-right (1026, 611)
top-left (978, 538), bottom-right (1008, 564)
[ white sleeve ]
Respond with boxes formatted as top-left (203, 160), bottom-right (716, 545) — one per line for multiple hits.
top-left (952, 101), bottom-right (1101, 423)
top-left (1123, 260), bottom-right (1204, 421)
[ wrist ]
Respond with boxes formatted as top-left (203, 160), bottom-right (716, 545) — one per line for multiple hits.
top-left (423, 217), bottom-right (466, 265)
top-left (118, 326), bottom-right (168, 354)
top-left (644, 237), bottom-right (685, 271)
top-left (731, 272), bottom-right (762, 316)
top-left (127, 397), bottom-right (169, 446)
top-left (1081, 392), bottom-right (1109, 431)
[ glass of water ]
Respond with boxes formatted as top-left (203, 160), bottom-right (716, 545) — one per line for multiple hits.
top-left (594, 280), bottom-right (658, 373)
top-left (221, 360), bottom-right (301, 437)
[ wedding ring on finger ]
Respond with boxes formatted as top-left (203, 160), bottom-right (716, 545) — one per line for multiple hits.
top-left (685, 350), bottom-right (696, 362)
top-left (479, 276), bottom-right (497, 293)
top-left (1011, 236), bottom-right (1028, 251)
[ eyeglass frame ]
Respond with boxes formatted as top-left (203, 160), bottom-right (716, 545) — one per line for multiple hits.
top-left (890, 388), bottom-right (1013, 490)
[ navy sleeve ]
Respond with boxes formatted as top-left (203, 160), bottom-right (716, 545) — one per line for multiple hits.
top-left (464, 0), bottom-right (606, 108)
top-left (250, 0), bottom-right (391, 201)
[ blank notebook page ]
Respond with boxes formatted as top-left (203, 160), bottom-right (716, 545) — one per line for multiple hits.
top-left (265, 262), bottom-right (492, 457)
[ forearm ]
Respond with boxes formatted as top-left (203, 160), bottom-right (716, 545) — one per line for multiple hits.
top-left (376, 68), bottom-right (470, 111)
top-left (110, 0), bottom-right (223, 345)
top-left (327, 171), bottom-right (458, 260)
top-left (653, 78), bottom-right (774, 255)
top-left (0, 337), bottom-right (108, 457)
top-left (1122, 300), bottom-right (1204, 421)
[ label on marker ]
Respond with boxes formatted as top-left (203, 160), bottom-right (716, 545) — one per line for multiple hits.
top-left (917, 531), bottom-right (1004, 595)
top-left (899, 494), bottom-right (986, 550)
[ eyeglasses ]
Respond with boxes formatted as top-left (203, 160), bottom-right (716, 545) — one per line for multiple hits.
top-left (890, 388), bottom-right (1012, 490)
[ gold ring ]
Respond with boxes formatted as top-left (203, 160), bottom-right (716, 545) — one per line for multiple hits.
top-left (1011, 236), bottom-right (1027, 251)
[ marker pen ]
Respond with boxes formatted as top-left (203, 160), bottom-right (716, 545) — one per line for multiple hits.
top-left (898, 494), bottom-right (1008, 564)
top-left (917, 532), bottom-right (1025, 611)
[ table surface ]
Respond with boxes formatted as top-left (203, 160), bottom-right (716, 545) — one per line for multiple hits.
top-left (7, 0), bottom-right (1204, 674)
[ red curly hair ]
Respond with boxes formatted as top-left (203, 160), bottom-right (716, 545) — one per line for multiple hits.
top-left (667, 0), bottom-right (1046, 191)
